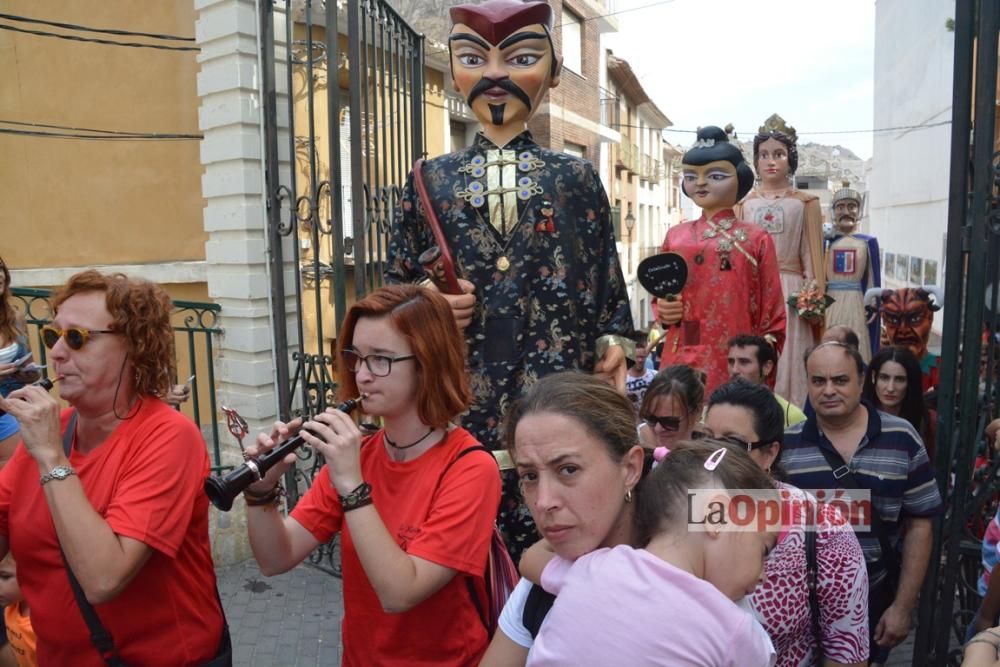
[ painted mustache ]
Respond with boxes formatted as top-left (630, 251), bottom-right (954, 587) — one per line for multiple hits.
top-left (467, 76), bottom-right (532, 111)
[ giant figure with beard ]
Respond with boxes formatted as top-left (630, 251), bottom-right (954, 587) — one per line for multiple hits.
top-left (824, 183), bottom-right (881, 362)
top-left (385, 0), bottom-right (633, 560)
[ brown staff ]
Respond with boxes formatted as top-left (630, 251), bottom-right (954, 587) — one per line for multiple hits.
top-left (412, 158), bottom-right (463, 295)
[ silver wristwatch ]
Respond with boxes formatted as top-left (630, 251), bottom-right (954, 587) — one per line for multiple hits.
top-left (40, 465), bottom-right (76, 486)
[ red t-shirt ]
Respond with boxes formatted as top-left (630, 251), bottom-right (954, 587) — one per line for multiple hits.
top-left (291, 427), bottom-right (501, 667)
top-left (0, 401), bottom-right (223, 666)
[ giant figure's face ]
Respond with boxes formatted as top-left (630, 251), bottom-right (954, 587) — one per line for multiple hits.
top-left (881, 289), bottom-right (934, 359)
top-left (450, 22), bottom-right (559, 130)
top-left (755, 137), bottom-right (791, 186)
top-left (834, 199), bottom-right (860, 233)
top-left (681, 160), bottom-right (739, 218)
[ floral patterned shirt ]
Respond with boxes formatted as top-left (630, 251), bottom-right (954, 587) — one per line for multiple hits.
top-left (386, 131), bottom-right (633, 448)
top-left (749, 483), bottom-right (870, 666)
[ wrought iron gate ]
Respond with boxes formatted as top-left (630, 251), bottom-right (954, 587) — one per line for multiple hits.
top-left (914, 0), bottom-right (1000, 663)
top-left (258, 0), bottom-right (425, 575)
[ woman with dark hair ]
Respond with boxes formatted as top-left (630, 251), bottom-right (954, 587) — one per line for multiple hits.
top-left (480, 372), bottom-right (644, 666)
top-left (654, 125), bottom-right (786, 395)
top-left (863, 345), bottom-right (935, 458)
top-left (637, 364), bottom-right (704, 452)
top-left (701, 378), bottom-right (869, 667)
top-left (0, 258), bottom-right (41, 467)
top-left (246, 284), bottom-right (501, 666)
top-left (736, 116), bottom-right (825, 408)
top-left (0, 271), bottom-right (226, 665)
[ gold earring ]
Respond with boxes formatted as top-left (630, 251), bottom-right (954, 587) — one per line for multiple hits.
top-left (624, 488), bottom-right (633, 504)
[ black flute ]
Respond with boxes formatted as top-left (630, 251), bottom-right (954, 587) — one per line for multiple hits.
top-left (204, 396), bottom-right (365, 511)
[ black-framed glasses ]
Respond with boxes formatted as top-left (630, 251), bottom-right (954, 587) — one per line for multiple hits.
top-left (691, 430), bottom-right (770, 452)
top-left (341, 348), bottom-right (415, 377)
top-left (40, 326), bottom-right (117, 351)
top-left (642, 415), bottom-right (683, 432)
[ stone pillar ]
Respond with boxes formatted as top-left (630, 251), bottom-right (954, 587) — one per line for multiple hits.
top-left (195, 0), bottom-right (293, 565)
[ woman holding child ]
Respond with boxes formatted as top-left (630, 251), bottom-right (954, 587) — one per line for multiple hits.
top-left (483, 371), bottom-right (777, 666)
top-left (481, 373), bottom-right (644, 666)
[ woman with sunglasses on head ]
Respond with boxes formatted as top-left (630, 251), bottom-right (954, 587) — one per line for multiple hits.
top-left (863, 345), bottom-right (936, 460)
top-left (245, 285), bottom-right (501, 667)
top-left (0, 258), bottom-right (41, 468)
top-left (637, 364), bottom-right (705, 453)
top-left (0, 271), bottom-right (226, 666)
top-left (701, 378), bottom-right (869, 667)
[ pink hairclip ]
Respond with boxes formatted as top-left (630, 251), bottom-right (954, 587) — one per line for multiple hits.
top-left (653, 446), bottom-right (670, 463)
top-left (704, 447), bottom-right (727, 471)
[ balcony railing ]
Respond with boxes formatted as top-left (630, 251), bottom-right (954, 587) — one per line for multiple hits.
top-left (599, 86), bottom-right (620, 130)
top-left (617, 142), bottom-right (641, 173)
top-left (639, 155), bottom-right (664, 182)
top-left (640, 245), bottom-right (661, 262)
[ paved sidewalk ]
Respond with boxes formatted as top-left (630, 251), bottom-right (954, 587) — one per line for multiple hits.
top-left (216, 559), bottom-right (344, 666)
top-left (217, 558), bottom-right (931, 666)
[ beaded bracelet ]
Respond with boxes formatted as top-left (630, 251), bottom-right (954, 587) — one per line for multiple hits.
top-left (244, 482), bottom-right (283, 507)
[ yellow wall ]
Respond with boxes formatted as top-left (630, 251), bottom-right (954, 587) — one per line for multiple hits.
top-left (0, 1), bottom-right (205, 270)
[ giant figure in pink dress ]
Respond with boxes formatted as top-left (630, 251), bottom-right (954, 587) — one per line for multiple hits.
top-left (655, 126), bottom-right (786, 395)
top-left (736, 114), bottom-right (825, 407)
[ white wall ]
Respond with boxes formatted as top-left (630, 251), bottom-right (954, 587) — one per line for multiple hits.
top-left (869, 0), bottom-right (954, 333)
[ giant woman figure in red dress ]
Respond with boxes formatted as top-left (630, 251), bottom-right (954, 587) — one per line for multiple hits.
top-left (655, 126), bottom-right (786, 395)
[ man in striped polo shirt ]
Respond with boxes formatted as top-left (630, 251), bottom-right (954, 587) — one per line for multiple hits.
top-left (782, 341), bottom-right (941, 666)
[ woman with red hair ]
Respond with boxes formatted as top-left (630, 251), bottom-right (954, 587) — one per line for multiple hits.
top-left (0, 270), bottom-right (225, 665)
top-left (246, 284), bottom-right (502, 666)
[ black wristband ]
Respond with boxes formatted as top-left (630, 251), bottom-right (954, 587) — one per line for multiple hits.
top-left (339, 481), bottom-right (373, 512)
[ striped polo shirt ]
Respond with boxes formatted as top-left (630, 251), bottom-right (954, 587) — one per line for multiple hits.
top-left (781, 400), bottom-right (942, 584)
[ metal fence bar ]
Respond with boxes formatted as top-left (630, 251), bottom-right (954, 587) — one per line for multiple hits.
top-left (257, 0), bottom-right (425, 576)
top-left (921, 0), bottom-right (1000, 663)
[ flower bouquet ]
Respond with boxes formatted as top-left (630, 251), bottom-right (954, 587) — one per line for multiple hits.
top-left (788, 280), bottom-right (835, 323)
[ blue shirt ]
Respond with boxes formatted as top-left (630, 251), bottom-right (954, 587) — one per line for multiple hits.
top-left (782, 400), bottom-right (942, 583)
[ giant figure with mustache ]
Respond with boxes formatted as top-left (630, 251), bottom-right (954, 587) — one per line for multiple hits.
top-left (823, 183), bottom-right (881, 362)
top-left (385, 0), bottom-right (633, 560)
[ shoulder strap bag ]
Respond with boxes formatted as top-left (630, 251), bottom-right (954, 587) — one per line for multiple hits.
top-left (815, 444), bottom-right (901, 583)
top-left (436, 444), bottom-right (518, 638)
top-left (804, 519), bottom-right (823, 661)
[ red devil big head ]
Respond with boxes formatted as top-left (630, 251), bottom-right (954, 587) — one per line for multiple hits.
top-left (879, 288), bottom-right (941, 360)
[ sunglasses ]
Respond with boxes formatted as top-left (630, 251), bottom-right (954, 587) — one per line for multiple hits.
top-left (642, 415), bottom-right (683, 431)
top-left (40, 325), bottom-right (117, 351)
top-left (691, 430), bottom-right (771, 452)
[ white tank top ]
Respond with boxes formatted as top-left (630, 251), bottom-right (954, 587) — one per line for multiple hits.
top-left (0, 341), bottom-right (18, 364)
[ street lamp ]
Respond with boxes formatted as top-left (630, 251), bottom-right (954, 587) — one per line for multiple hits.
top-left (624, 211), bottom-right (636, 273)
